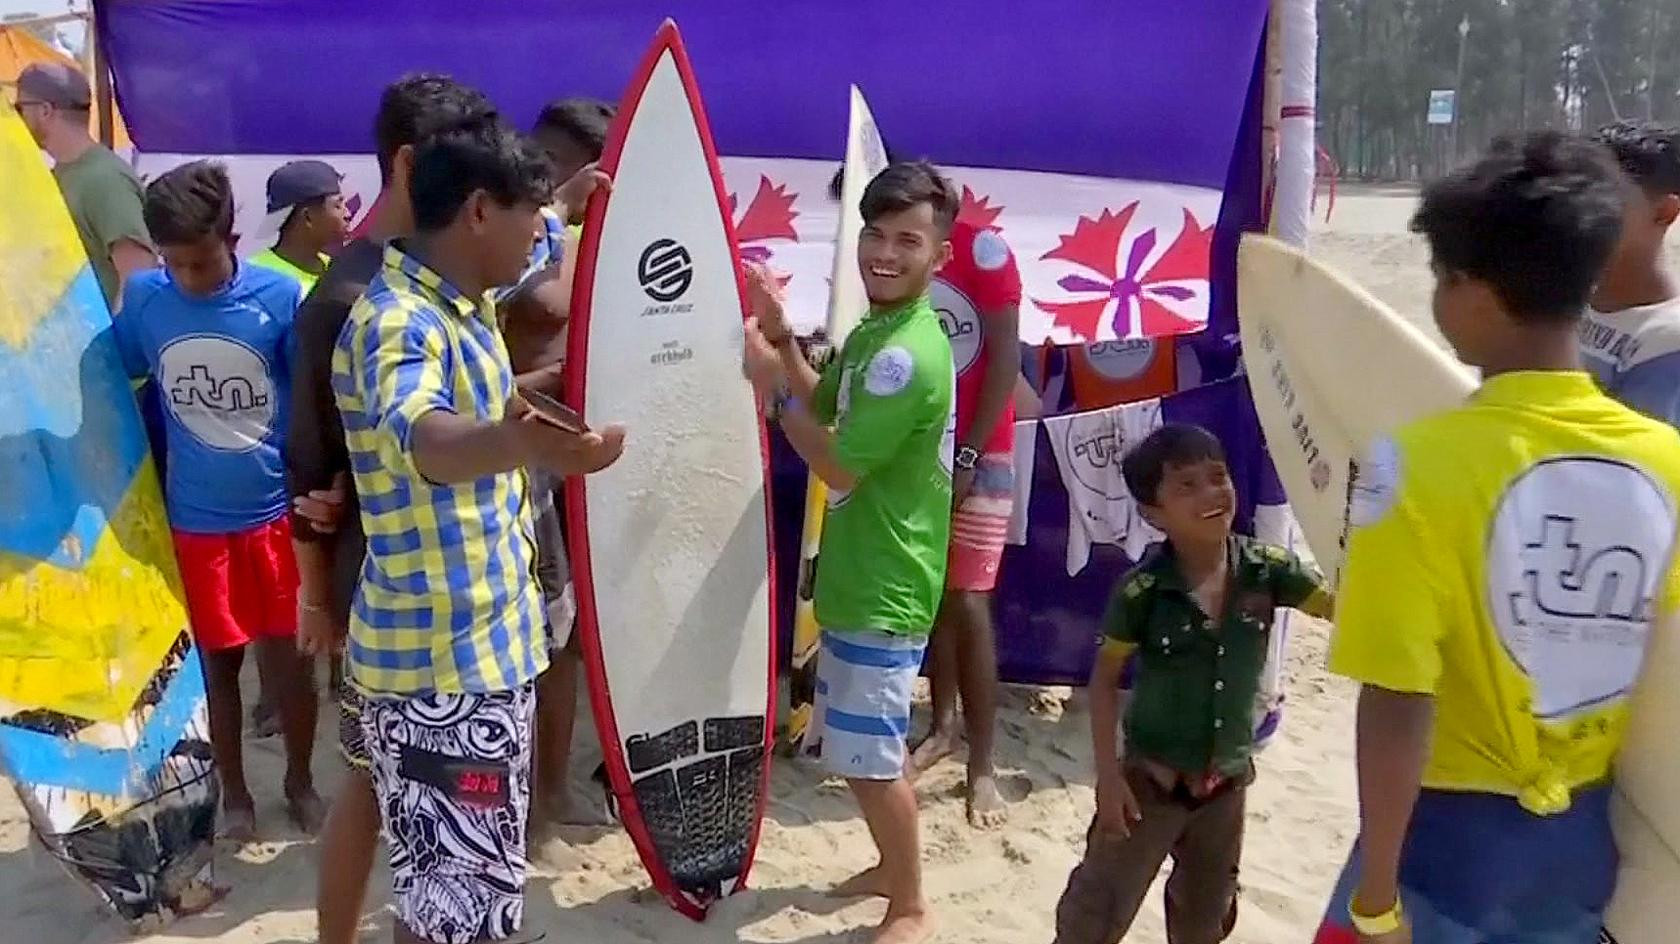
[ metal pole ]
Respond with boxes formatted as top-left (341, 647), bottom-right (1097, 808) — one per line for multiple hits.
top-left (1649, 0), bottom-right (1662, 120)
top-left (92, 7), bottom-right (113, 148)
top-left (1452, 14), bottom-right (1470, 161)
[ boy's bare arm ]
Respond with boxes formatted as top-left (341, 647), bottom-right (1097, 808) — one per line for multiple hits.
top-left (1352, 685), bottom-right (1434, 919)
top-left (1088, 645), bottom-right (1132, 772)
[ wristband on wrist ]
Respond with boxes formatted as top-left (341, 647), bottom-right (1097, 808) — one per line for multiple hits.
top-left (1348, 897), bottom-right (1403, 936)
top-left (300, 600), bottom-right (329, 614)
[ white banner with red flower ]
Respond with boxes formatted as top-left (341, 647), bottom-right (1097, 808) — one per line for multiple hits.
top-left (135, 153), bottom-right (1221, 345)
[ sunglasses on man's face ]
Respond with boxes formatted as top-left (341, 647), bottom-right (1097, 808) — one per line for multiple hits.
top-left (12, 99), bottom-right (47, 110)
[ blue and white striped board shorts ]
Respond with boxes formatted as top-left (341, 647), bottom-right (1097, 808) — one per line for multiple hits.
top-left (813, 630), bottom-right (927, 780)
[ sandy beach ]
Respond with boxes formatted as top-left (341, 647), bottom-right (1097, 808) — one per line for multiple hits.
top-left (0, 185), bottom-right (1427, 944)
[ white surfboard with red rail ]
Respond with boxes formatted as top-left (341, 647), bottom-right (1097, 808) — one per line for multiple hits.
top-left (564, 19), bottom-right (776, 921)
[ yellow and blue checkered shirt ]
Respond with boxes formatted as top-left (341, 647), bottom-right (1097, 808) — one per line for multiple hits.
top-left (332, 243), bottom-right (548, 696)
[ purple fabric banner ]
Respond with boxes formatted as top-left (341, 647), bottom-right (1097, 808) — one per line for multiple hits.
top-left (95, 0), bottom-right (1267, 188)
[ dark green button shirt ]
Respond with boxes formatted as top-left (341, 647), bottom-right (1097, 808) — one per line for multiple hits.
top-left (1101, 535), bottom-right (1329, 776)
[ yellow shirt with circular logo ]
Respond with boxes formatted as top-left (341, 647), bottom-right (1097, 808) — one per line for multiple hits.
top-left (1330, 371), bottom-right (1680, 814)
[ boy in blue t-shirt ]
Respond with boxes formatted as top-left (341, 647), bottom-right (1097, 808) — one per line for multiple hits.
top-left (115, 160), bottom-right (322, 840)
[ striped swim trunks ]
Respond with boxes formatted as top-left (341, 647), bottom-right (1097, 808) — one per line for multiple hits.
top-left (949, 452), bottom-right (1015, 592)
top-left (814, 630), bottom-right (927, 780)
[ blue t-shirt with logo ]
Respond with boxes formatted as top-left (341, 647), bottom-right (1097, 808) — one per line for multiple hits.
top-left (114, 262), bottom-right (301, 534)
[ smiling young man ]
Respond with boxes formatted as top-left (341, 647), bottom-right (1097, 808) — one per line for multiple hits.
top-left (743, 160), bottom-right (957, 944)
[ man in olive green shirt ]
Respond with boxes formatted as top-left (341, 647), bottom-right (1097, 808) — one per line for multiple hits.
top-left (1053, 424), bottom-right (1330, 944)
top-left (16, 63), bottom-right (154, 308)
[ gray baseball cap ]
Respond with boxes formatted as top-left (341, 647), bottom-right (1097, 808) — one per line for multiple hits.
top-left (17, 62), bottom-right (92, 110)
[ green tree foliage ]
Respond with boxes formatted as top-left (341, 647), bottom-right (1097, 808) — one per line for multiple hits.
top-left (1319, 0), bottom-right (1680, 178)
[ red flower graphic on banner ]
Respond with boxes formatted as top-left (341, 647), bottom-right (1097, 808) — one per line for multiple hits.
top-left (956, 186), bottom-right (1004, 232)
top-left (729, 176), bottom-right (800, 287)
top-left (1033, 204), bottom-right (1212, 342)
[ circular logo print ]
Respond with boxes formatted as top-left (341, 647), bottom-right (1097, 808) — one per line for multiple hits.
top-left (1486, 457), bottom-right (1676, 720)
top-left (638, 238), bottom-right (693, 303)
top-left (930, 277), bottom-right (982, 377)
top-left (157, 335), bottom-right (275, 452)
top-left (972, 229), bottom-right (1011, 272)
top-left (1084, 339), bottom-right (1157, 381)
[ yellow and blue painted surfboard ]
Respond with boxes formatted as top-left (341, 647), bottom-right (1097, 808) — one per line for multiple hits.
top-left (0, 101), bottom-right (219, 926)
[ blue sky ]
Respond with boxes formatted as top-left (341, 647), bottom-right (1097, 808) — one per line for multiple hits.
top-left (0, 0), bottom-right (73, 17)
top-left (2, 1), bottom-right (85, 53)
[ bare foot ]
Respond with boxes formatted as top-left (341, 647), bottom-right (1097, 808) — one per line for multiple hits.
top-left (286, 786), bottom-right (327, 834)
top-left (907, 728), bottom-right (960, 783)
top-left (872, 908), bottom-right (936, 944)
top-left (828, 863), bottom-right (890, 899)
top-left (966, 773), bottom-right (1008, 829)
top-left (221, 804), bottom-right (256, 843)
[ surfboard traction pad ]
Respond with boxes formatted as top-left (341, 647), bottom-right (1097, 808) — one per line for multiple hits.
top-left (607, 712), bottom-right (766, 899)
top-left (3, 631), bottom-right (220, 928)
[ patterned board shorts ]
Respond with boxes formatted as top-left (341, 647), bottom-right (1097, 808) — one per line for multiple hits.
top-left (949, 452), bottom-right (1016, 592)
top-left (812, 630), bottom-right (927, 780)
top-left (336, 660), bottom-right (370, 771)
top-left (362, 683), bottom-right (538, 944)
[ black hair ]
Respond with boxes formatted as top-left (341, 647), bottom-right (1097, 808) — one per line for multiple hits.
top-left (1410, 130), bottom-right (1625, 323)
top-left (858, 160), bottom-right (958, 236)
top-left (143, 160), bottom-right (234, 245)
top-left (278, 194), bottom-right (330, 237)
top-left (1593, 120), bottom-right (1680, 196)
top-left (373, 73), bottom-right (496, 184)
top-left (409, 114), bottom-right (557, 232)
top-left (533, 97), bottom-right (615, 161)
top-left (828, 141), bottom-right (899, 200)
top-left (1121, 424), bottom-right (1227, 507)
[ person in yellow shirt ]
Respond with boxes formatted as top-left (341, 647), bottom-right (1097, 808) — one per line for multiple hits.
top-left (1315, 130), bottom-right (1680, 944)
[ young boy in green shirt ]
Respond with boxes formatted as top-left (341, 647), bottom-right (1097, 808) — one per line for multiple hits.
top-left (1054, 424), bottom-right (1331, 944)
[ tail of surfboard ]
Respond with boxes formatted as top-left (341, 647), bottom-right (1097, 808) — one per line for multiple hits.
top-left (0, 101), bottom-right (220, 927)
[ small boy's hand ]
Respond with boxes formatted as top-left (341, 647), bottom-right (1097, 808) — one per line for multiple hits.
top-left (296, 601), bottom-right (343, 657)
top-left (1095, 768), bottom-right (1142, 839)
top-left (293, 471), bottom-right (348, 534)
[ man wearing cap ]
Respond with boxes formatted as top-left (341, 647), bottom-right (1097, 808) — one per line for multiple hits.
top-left (14, 62), bottom-right (155, 307)
top-left (249, 160), bottom-right (351, 295)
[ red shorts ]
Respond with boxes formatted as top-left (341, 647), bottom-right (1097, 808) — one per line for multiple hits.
top-left (948, 452), bottom-right (1016, 592)
top-left (171, 517), bottom-right (299, 652)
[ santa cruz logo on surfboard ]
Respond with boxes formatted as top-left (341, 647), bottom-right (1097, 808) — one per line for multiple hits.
top-left (638, 237), bottom-right (695, 303)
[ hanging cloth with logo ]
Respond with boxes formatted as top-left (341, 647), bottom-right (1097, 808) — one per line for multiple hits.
top-left (1043, 398), bottom-right (1165, 575)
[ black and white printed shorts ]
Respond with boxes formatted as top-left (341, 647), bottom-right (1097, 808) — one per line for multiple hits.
top-left (362, 682), bottom-right (537, 944)
top-left (337, 657), bottom-right (370, 770)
